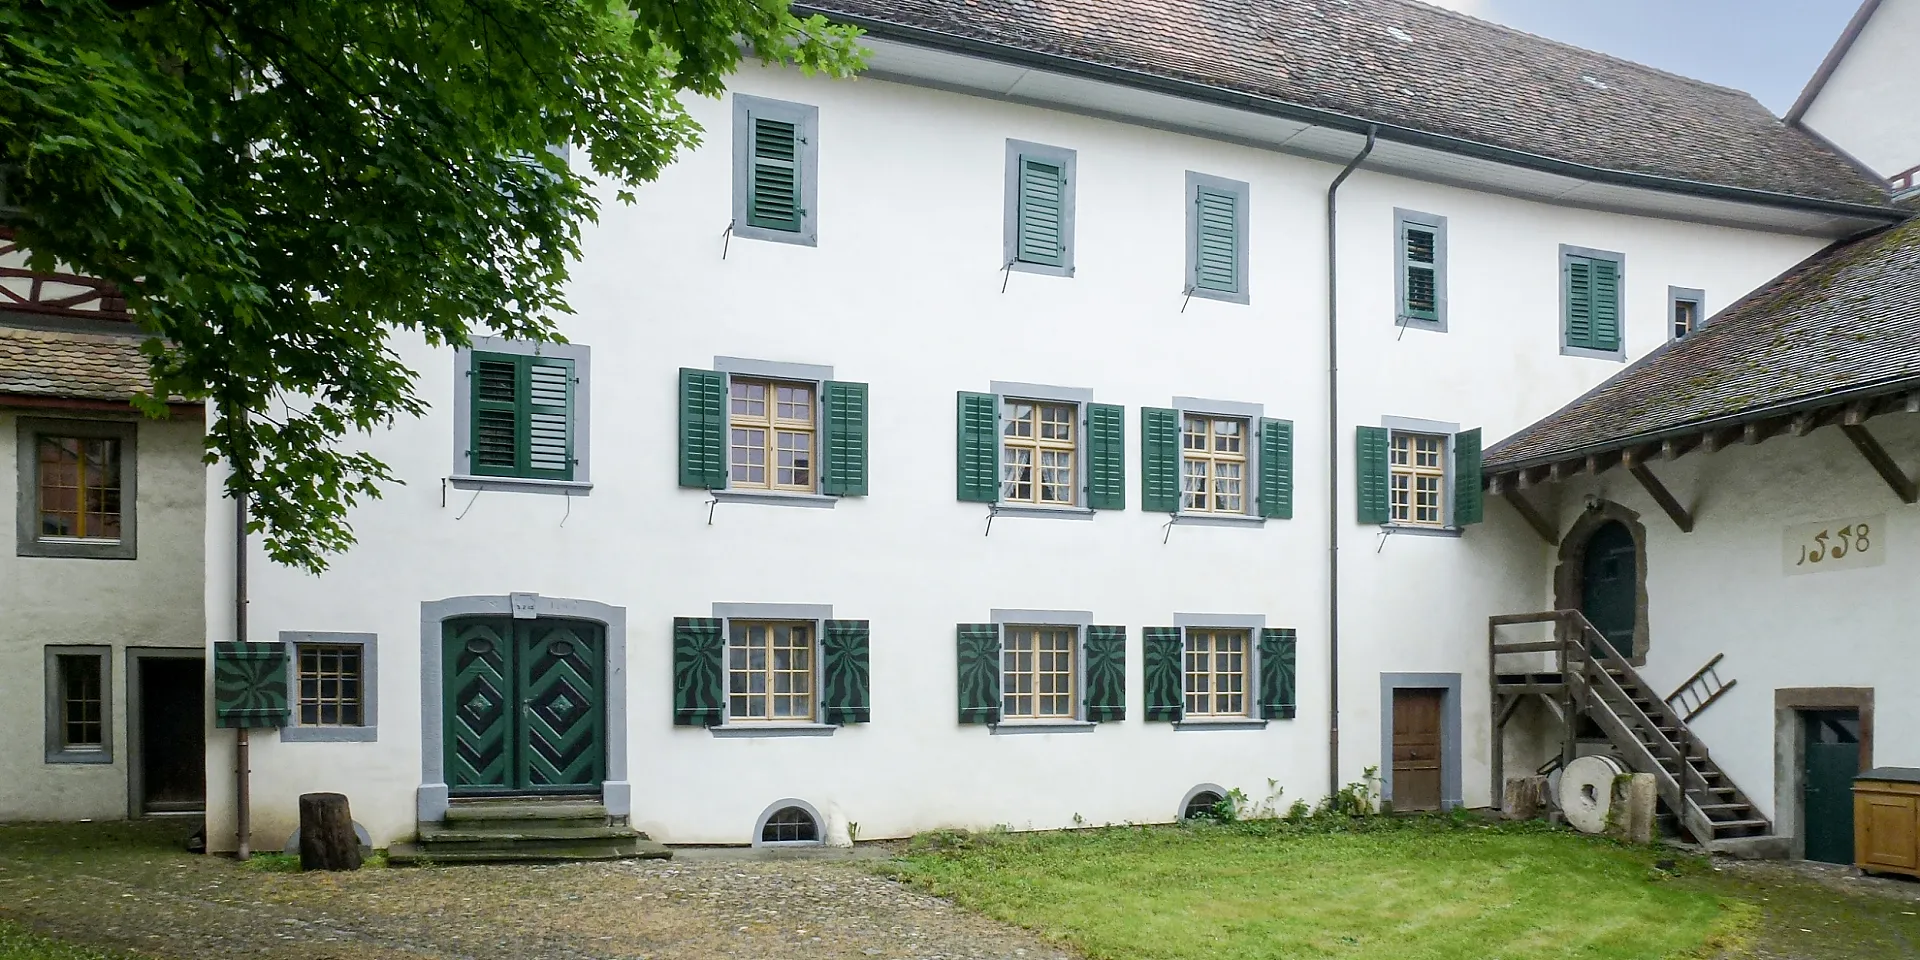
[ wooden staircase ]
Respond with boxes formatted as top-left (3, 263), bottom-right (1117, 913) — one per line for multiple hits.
top-left (1490, 611), bottom-right (1775, 852)
top-left (387, 800), bottom-right (672, 865)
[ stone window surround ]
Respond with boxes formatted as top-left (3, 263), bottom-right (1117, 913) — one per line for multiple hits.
top-left (1003, 139), bottom-right (1078, 279)
top-left (450, 338), bottom-right (593, 496)
top-left (1184, 171), bottom-right (1251, 305)
top-left (1394, 208), bottom-right (1448, 333)
top-left (988, 608), bottom-right (1096, 734)
top-left (708, 357), bottom-right (840, 509)
top-left (1178, 782), bottom-right (1230, 820)
top-left (989, 381), bottom-right (1095, 520)
top-left (44, 644), bottom-right (112, 764)
top-left (1379, 672), bottom-right (1464, 811)
top-left (1380, 415), bottom-right (1464, 538)
top-left (1559, 243), bottom-right (1627, 362)
top-left (1552, 500), bottom-right (1652, 666)
top-left (1668, 285), bottom-right (1706, 341)
top-left (1172, 612), bottom-right (1268, 731)
top-left (1171, 396), bottom-right (1266, 528)
top-left (731, 94), bottom-right (820, 247)
top-left (280, 631), bottom-right (379, 743)
top-left (707, 602), bottom-right (838, 738)
top-left (16, 416), bottom-right (138, 560)
top-left (752, 797), bottom-right (828, 847)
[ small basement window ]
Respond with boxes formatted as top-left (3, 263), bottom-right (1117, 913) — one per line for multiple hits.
top-left (760, 804), bottom-right (822, 844)
top-left (1183, 790), bottom-right (1226, 820)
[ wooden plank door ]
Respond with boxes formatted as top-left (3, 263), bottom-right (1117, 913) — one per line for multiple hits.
top-left (1580, 521), bottom-right (1636, 659)
top-left (445, 616), bottom-right (517, 793)
top-left (1803, 710), bottom-right (1861, 865)
top-left (516, 619), bottom-right (606, 791)
top-left (1392, 689), bottom-right (1444, 812)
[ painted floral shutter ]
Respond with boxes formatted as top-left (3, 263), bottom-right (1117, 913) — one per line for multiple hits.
top-left (1143, 627), bottom-right (1183, 722)
top-left (1258, 628), bottom-right (1297, 720)
top-left (821, 620), bottom-right (871, 724)
top-left (956, 623), bottom-right (1001, 724)
top-left (1453, 427), bottom-right (1484, 525)
top-left (822, 380), bottom-right (869, 497)
top-left (1086, 403), bottom-right (1126, 511)
top-left (956, 392), bottom-right (999, 502)
top-left (1083, 625), bottom-right (1127, 722)
top-left (1140, 407), bottom-right (1180, 513)
top-left (1193, 186), bottom-right (1238, 293)
top-left (671, 617), bottom-right (725, 726)
top-left (1355, 426), bottom-right (1390, 524)
top-left (1258, 417), bottom-right (1293, 520)
top-left (1015, 156), bottom-right (1065, 266)
top-left (746, 113), bottom-right (802, 232)
top-left (213, 642), bottom-right (289, 728)
top-left (678, 368), bottom-right (727, 489)
top-left (1402, 223), bottom-right (1439, 322)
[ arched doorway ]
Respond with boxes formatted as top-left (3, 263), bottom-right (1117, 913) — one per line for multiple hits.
top-left (1580, 521), bottom-right (1636, 659)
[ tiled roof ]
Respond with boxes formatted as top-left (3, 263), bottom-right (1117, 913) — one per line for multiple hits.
top-left (0, 322), bottom-right (158, 403)
top-left (1486, 216), bottom-right (1920, 470)
top-left (802, 0), bottom-right (1890, 206)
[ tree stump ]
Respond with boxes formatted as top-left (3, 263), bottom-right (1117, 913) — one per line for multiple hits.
top-left (298, 793), bottom-right (363, 871)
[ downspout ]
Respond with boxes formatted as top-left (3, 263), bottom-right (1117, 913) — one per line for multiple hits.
top-left (1325, 126), bottom-right (1375, 802)
top-left (230, 403), bottom-right (252, 861)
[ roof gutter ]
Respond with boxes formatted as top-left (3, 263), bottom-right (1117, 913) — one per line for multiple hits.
top-left (801, 10), bottom-right (1908, 225)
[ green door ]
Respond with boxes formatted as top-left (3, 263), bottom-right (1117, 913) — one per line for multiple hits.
top-left (1803, 710), bottom-right (1861, 865)
top-left (1580, 521), bottom-right (1636, 659)
top-left (444, 616), bottom-right (605, 795)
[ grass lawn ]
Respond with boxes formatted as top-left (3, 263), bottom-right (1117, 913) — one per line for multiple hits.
top-left (0, 919), bottom-right (141, 960)
top-left (888, 815), bottom-right (1752, 960)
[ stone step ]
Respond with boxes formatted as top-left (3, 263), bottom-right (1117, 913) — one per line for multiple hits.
top-left (420, 824), bottom-right (641, 844)
top-left (388, 837), bottom-right (671, 866)
top-left (443, 800), bottom-right (609, 823)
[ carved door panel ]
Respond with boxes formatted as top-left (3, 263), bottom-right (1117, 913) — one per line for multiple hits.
top-left (444, 616), bottom-right (604, 794)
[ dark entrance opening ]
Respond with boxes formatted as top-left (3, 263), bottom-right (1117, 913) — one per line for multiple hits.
top-left (1391, 689), bottom-right (1444, 812)
top-left (137, 656), bottom-right (206, 813)
top-left (1580, 520), bottom-right (1636, 658)
top-left (1803, 709), bottom-right (1862, 865)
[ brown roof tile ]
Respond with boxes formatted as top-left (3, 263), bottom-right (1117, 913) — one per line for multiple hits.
top-left (0, 323), bottom-right (158, 403)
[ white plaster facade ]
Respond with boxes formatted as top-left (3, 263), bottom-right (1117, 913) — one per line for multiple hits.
top-left (202, 60), bottom-right (1848, 852)
top-left (1796, 0), bottom-right (1920, 179)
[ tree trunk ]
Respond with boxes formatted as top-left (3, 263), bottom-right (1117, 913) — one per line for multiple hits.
top-left (298, 793), bottom-right (362, 871)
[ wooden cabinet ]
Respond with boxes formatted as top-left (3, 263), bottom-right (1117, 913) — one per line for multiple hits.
top-left (1854, 768), bottom-right (1920, 878)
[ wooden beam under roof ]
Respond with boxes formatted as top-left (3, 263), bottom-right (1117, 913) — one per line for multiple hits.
top-left (1841, 422), bottom-right (1918, 504)
top-left (1622, 447), bottom-right (1693, 533)
top-left (1501, 489), bottom-right (1559, 546)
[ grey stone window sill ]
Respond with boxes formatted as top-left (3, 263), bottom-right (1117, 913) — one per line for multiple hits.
top-left (709, 723), bottom-right (837, 739)
top-left (280, 725), bottom-right (378, 743)
top-left (1175, 513), bottom-right (1266, 528)
top-left (994, 504), bottom-right (1095, 520)
top-left (1396, 315), bottom-right (1444, 332)
top-left (1173, 718), bottom-right (1269, 731)
top-left (711, 490), bottom-right (837, 509)
top-left (449, 475), bottom-right (593, 496)
top-left (20, 536), bottom-right (135, 561)
top-left (45, 747), bottom-right (112, 765)
top-left (1561, 345), bottom-right (1626, 362)
top-left (990, 721), bottom-right (1097, 735)
top-left (1380, 523), bottom-right (1464, 539)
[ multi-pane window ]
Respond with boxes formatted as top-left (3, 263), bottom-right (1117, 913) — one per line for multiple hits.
top-left (1002, 400), bottom-right (1076, 505)
top-left (1181, 416), bottom-right (1247, 514)
top-left (1389, 433), bottom-right (1447, 526)
top-left (296, 645), bottom-right (364, 727)
top-left (1184, 629), bottom-right (1248, 717)
top-left (1001, 625), bottom-right (1076, 720)
top-left (728, 621), bottom-right (815, 721)
top-left (729, 379), bottom-right (815, 492)
top-left (38, 436), bottom-right (122, 541)
top-left (55, 653), bottom-right (105, 751)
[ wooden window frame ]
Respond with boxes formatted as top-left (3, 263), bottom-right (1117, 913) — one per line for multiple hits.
top-left (1000, 398), bottom-right (1080, 507)
top-left (1000, 624), bottom-right (1079, 721)
top-left (44, 645), bottom-right (111, 763)
top-left (282, 631), bottom-right (378, 742)
top-left (1388, 430), bottom-right (1449, 527)
top-left (726, 620), bottom-right (818, 723)
top-left (1183, 628), bottom-right (1250, 718)
top-left (727, 377), bottom-right (818, 494)
top-left (1180, 414), bottom-right (1250, 515)
top-left (1669, 285), bottom-right (1705, 341)
top-left (16, 418), bottom-right (137, 560)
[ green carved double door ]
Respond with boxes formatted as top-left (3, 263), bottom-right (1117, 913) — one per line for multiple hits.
top-left (444, 616), bottom-right (606, 794)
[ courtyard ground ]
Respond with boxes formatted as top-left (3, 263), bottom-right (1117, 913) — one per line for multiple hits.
top-left (0, 818), bottom-right (1915, 960)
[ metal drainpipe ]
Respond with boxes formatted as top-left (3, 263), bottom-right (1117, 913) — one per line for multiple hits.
top-left (232, 411), bottom-right (252, 861)
top-left (1324, 126), bottom-right (1376, 802)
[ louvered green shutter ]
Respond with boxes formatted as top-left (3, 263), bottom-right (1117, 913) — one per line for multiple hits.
top-left (1453, 427), bottom-right (1484, 526)
top-left (1258, 628), bottom-right (1297, 720)
top-left (822, 380), bottom-right (868, 497)
top-left (1194, 186), bottom-right (1238, 293)
top-left (1356, 426), bottom-right (1390, 524)
top-left (1016, 157), bottom-right (1065, 267)
top-left (678, 368), bottom-right (726, 489)
top-left (672, 617), bottom-right (725, 726)
top-left (470, 353), bottom-right (521, 477)
top-left (1086, 403), bottom-right (1126, 510)
top-left (1141, 407), bottom-right (1180, 513)
top-left (1143, 627), bottom-right (1183, 721)
top-left (956, 392), bottom-right (999, 502)
top-left (213, 642), bottom-right (289, 728)
top-left (956, 624), bottom-right (1000, 724)
top-left (1403, 224), bottom-right (1438, 322)
top-left (1590, 258), bottom-right (1620, 351)
top-left (1083, 625), bottom-right (1126, 722)
top-left (746, 114), bottom-right (801, 232)
top-left (470, 353), bottom-right (575, 481)
top-left (1258, 417), bottom-right (1293, 520)
top-left (1565, 257), bottom-right (1594, 349)
top-left (821, 620), bottom-right (871, 724)
top-left (524, 357), bottom-right (575, 481)
top-left (1565, 255), bottom-right (1621, 352)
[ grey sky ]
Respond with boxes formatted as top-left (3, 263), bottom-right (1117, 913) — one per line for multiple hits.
top-left (1425, 0), bottom-right (1860, 115)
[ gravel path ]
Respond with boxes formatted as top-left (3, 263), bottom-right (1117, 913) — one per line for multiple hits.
top-left (0, 825), bottom-right (1074, 960)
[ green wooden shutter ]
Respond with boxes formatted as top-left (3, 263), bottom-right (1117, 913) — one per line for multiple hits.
top-left (469, 353), bottom-right (521, 477)
top-left (524, 356), bottom-right (575, 481)
top-left (672, 617), bottom-right (725, 726)
top-left (1194, 186), bottom-right (1238, 293)
top-left (956, 392), bottom-right (999, 502)
top-left (1143, 627), bottom-right (1183, 721)
top-left (956, 623), bottom-right (1000, 724)
top-left (678, 368), bottom-right (726, 489)
top-left (821, 619), bottom-right (871, 724)
top-left (1453, 427), bottom-right (1484, 526)
top-left (213, 642), bottom-right (289, 728)
top-left (1258, 417), bottom-right (1293, 520)
top-left (1565, 256), bottom-right (1594, 350)
top-left (1083, 625), bottom-right (1127, 722)
top-left (1356, 426), bottom-right (1390, 524)
top-left (1258, 628), bottom-right (1297, 721)
top-left (1141, 407), bottom-right (1180, 513)
top-left (1591, 258), bottom-right (1620, 351)
top-left (822, 380), bottom-right (869, 497)
top-left (1403, 224), bottom-right (1439, 322)
top-left (1015, 156), bottom-right (1065, 266)
top-left (1086, 403), bottom-right (1126, 510)
top-left (746, 114), bottom-right (801, 232)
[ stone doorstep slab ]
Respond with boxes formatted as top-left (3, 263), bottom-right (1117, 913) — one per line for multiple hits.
top-left (441, 801), bottom-right (610, 822)
top-left (387, 838), bottom-right (672, 866)
top-left (419, 825), bottom-right (641, 844)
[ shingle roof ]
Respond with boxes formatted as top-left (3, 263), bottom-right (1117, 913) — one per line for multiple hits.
top-left (1486, 216), bottom-right (1920, 470)
top-left (802, 0), bottom-right (1890, 206)
top-left (0, 322), bottom-right (158, 403)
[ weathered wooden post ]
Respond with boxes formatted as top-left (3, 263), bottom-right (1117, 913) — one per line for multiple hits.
top-left (298, 793), bottom-right (363, 871)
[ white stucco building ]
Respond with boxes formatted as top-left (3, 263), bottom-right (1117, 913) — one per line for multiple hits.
top-left (1789, 0), bottom-right (1920, 187)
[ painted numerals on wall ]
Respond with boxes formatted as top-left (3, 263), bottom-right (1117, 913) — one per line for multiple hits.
top-left (1784, 515), bottom-right (1885, 575)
